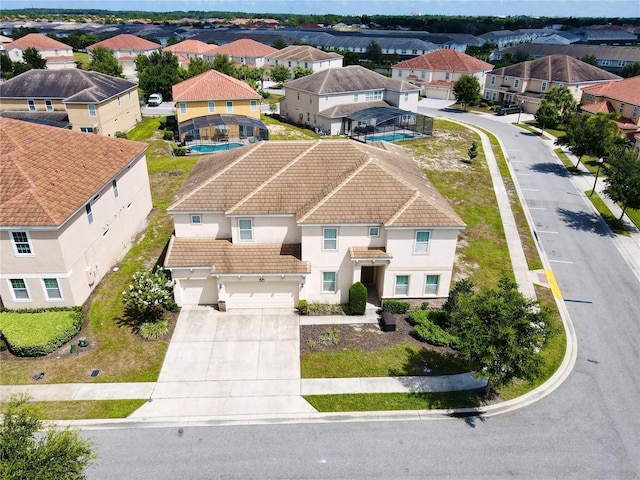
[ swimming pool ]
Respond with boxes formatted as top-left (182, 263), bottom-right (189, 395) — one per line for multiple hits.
top-left (188, 142), bottom-right (244, 153)
top-left (365, 132), bottom-right (417, 142)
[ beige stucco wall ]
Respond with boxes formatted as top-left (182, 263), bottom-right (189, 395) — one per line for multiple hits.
top-left (65, 88), bottom-right (141, 137)
top-left (0, 98), bottom-right (66, 112)
top-left (266, 57), bottom-right (343, 79)
top-left (0, 153), bottom-right (152, 309)
top-left (175, 98), bottom-right (260, 124)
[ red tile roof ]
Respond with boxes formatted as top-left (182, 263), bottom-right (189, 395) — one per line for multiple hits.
top-left (581, 75), bottom-right (640, 105)
top-left (213, 38), bottom-right (277, 58)
top-left (87, 34), bottom-right (160, 52)
top-left (163, 39), bottom-right (214, 55)
top-left (0, 118), bottom-right (146, 227)
top-left (172, 69), bottom-right (260, 101)
top-left (393, 49), bottom-right (493, 72)
top-left (581, 100), bottom-right (615, 114)
top-left (7, 33), bottom-right (72, 51)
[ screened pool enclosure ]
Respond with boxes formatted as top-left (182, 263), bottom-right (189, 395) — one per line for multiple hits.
top-left (344, 106), bottom-right (433, 143)
top-left (178, 114), bottom-right (269, 144)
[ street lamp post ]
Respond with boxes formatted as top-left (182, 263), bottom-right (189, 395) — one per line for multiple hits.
top-left (590, 158), bottom-right (605, 197)
top-left (517, 100), bottom-right (524, 124)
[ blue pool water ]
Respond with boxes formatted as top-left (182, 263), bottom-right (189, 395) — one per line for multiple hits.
top-left (188, 142), bottom-right (244, 153)
top-left (365, 132), bottom-right (417, 142)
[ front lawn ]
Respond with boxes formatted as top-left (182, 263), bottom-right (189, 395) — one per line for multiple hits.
top-left (0, 399), bottom-right (146, 420)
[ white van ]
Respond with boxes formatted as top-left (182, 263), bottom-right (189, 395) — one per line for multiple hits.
top-left (147, 93), bottom-right (163, 107)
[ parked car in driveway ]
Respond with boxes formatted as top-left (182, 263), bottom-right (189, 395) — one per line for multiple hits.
top-left (496, 103), bottom-right (522, 116)
top-left (147, 93), bottom-right (163, 106)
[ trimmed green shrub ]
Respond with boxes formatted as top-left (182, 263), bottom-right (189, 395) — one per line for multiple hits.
top-left (429, 310), bottom-right (451, 329)
top-left (114, 131), bottom-right (128, 139)
top-left (138, 319), bottom-right (169, 340)
top-left (420, 301), bottom-right (430, 310)
top-left (298, 300), bottom-right (309, 316)
top-left (407, 309), bottom-right (428, 326)
top-left (348, 282), bottom-right (367, 315)
top-left (382, 300), bottom-right (411, 314)
top-left (173, 146), bottom-right (187, 156)
top-left (0, 309), bottom-right (82, 357)
top-left (163, 129), bottom-right (174, 140)
top-left (412, 319), bottom-right (458, 348)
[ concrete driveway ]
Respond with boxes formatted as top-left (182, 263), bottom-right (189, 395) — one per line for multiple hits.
top-left (130, 306), bottom-right (316, 419)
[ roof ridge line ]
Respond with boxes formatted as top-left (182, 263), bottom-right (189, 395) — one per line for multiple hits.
top-left (386, 191), bottom-right (420, 226)
top-left (228, 141), bottom-right (322, 214)
top-left (298, 156), bottom-right (373, 223)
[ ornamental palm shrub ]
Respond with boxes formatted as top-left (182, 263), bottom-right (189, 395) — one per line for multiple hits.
top-left (122, 267), bottom-right (177, 323)
top-left (349, 282), bottom-right (367, 315)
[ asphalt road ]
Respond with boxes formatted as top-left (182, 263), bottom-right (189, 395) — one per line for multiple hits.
top-left (84, 110), bottom-right (640, 480)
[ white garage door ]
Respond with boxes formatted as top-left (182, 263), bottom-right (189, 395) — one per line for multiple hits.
top-left (226, 282), bottom-right (297, 309)
top-left (179, 279), bottom-right (218, 306)
top-left (426, 88), bottom-right (450, 100)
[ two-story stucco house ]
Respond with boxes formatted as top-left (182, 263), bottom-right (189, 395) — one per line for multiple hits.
top-left (210, 38), bottom-right (277, 68)
top-left (0, 69), bottom-right (142, 137)
top-left (172, 69), bottom-right (268, 144)
top-left (391, 49), bottom-right (494, 100)
top-left (264, 45), bottom-right (343, 80)
top-left (279, 65), bottom-right (420, 136)
top-left (580, 75), bottom-right (640, 141)
top-left (484, 54), bottom-right (621, 113)
top-left (162, 39), bottom-right (216, 68)
top-left (4, 33), bottom-right (76, 70)
top-left (87, 34), bottom-right (161, 79)
top-left (0, 118), bottom-right (152, 309)
top-left (164, 140), bottom-right (464, 309)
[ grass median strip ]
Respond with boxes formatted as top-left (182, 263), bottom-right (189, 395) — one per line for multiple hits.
top-left (0, 399), bottom-right (146, 420)
top-left (585, 191), bottom-right (630, 237)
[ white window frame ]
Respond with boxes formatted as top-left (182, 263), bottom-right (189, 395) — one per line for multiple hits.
top-left (238, 218), bottom-right (253, 241)
top-left (514, 78), bottom-right (520, 88)
top-left (80, 127), bottom-right (94, 133)
top-left (88, 104), bottom-right (96, 117)
top-left (250, 100), bottom-right (257, 111)
top-left (226, 101), bottom-right (233, 113)
top-left (85, 203), bottom-right (94, 224)
top-left (191, 214), bottom-right (202, 224)
top-left (394, 275), bottom-right (410, 296)
top-left (619, 103), bottom-right (625, 114)
top-left (208, 101), bottom-right (215, 113)
top-left (369, 227), bottom-right (379, 237)
top-left (179, 103), bottom-right (187, 114)
top-left (490, 76), bottom-right (496, 85)
top-left (632, 106), bottom-right (639, 119)
top-left (9, 279), bottom-right (30, 301)
top-left (322, 271), bottom-right (337, 293)
top-left (424, 275), bottom-right (440, 295)
top-left (11, 231), bottom-right (33, 255)
top-left (541, 81), bottom-right (548, 92)
top-left (323, 228), bottom-right (338, 250)
top-left (45, 99), bottom-right (53, 111)
top-left (42, 278), bottom-right (63, 300)
top-left (414, 231), bottom-right (431, 254)
top-left (27, 99), bottom-right (36, 111)
top-left (112, 179), bottom-right (119, 198)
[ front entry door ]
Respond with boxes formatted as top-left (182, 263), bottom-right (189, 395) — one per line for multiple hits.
top-left (361, 266), bottom-right (375, 285)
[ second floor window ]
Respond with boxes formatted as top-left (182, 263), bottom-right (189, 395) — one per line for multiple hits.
top-left (250, 100), bottom-right (257, 111)
top-left (28, 100), bottom-right (36, 111)
top-left (86, 203), bottom-right (93, 224)
top-left (323, 228), bottom-right (337, 250)
top-left (11, 231), bottom-right (32, 255)
top-left (414, 231), bottom-right (430, 254)
top-left (514, 79), bottom-right (520, 88)
top-left (238, 219), bottom-right (253, 241)
top-left (208, 101), bottom-right (215, 113)
top-left (191, 214), bottom-right (202, 224)
top-left (179, 103), bottom-right (187, 114)
top-left (541, 81), bottom-right (548, 92)
top-left (88, 104), bottom-right (96, 117)
top-left (45, 100), bottom-right (53, 111)
top-left (226, 101), bottom-right (233, 113)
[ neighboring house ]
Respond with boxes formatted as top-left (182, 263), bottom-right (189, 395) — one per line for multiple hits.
top-left (478, 30), bottom-right (532, 49)
top-left (264, 45), bottom-right (343, 79)
top-left (172, 69), bottom-right (267, 143)
top-left (0, 69), bottom-right (142, 137)
top-left (279, 65), bottom-right (420, 136)
top-left (164, 140), bottom-right (465, 309)
top-left (87, 34), bottom-right (161, 79)
top-left (0, 34), bottom-right (12, 53)
top-left (567, 27), bottom-right (638, 45)
top-left (580, 75), bottom-right (640, 141)
top-left (484, 54), bottom-right (622, 113)
top-left (0, 118), bottom-right (152, 309)
top-left (4, 33), bottom-right (76, 70)
top-left (162, 39), bottom-right (216, 67)
top-left (492, 44), bottom-right (640, 74)
top-left (209, 38), bottom-right (277, 68)
top-left (391, 49), bottom-right (493, 100)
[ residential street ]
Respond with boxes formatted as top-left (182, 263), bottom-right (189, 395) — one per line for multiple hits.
top-left (83, 109), bottom-right (640, 479)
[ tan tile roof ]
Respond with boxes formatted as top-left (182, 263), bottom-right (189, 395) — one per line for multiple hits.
top-left (7, 33), bottom-right (72, 51)
top-left (162, 39), bottom-right (213, 55)
top-left (172, 69), bottom-right (261, 101)
top-left (349, 246), bottom-right (392, 259)
top-left (87, 34), bottom-right (160, 52)
top-left (164, 238), bottom-right (310, 273)
top-left (0, 118), bottom-right (146, 227)
top-left (581, 75), bottom-right (640, 105)
top-left (170, 140), bottom-right (464, 229)
top-left (489, 54), bottom-right (621, 84)
top-left (213, 38), bottom-right (277, 58)
top-left (393, 49), bottom-right (493, 72)
top-left (265, 45), bottom-right (342, 62)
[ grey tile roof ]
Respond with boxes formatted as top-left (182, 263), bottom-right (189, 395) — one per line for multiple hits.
top-left (0, 69), bottom-right (137, 103)
top-left (499, 44), bottom-right (640, 63)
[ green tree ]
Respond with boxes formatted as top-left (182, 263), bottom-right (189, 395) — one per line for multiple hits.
top-left (452, 74), bottom-right (481, 111)
top-left (11, 26), bottom-right (37, 40)
top-left (211, 53), bottom-right (235, 76)
top-left (136, 50), bottom-right (181, 100)
top-left (556, 113), bottom-right (621, 168)
top-left (620, 62), bottom-right (640, 78)
top-left (87, 46), bottom-right (123, 77)
top-left (534, 101), bottom-right (559, 134)
top-left (271, 38), bottom-right (287, 49)
top-left (603, 148), bottom-right (640, 220)
top-left (579, 54), bottom-right (599, 67)
top-left (0, 54), bottom-right (12, 79)
top-left (0, 394), bottom-right (96, 480)
top-left (341, 49), bottom-right (360, 66)
top-left (185, 57), bottom-right (213, 78)
top-left (270, 64), bottom-right (291, 85)
top-left (365, 40), bottom-right (382, 65)
top-left (467, 141), bottom-right (478, 163)
top-left (22, 47), bottom-right (47, 69)
top-left (449, 276), bottom-right (552, 390)
top-left (293, 66), bottom-right (313, 78)
top-left (543, 85), bottom-right (577, 124)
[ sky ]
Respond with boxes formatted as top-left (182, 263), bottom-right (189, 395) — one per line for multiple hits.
top-left (6, 0), bottom-right (640, 18)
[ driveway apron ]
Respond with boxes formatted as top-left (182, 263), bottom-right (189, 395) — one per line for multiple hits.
top-left (129, 306), bottom-right (317, 419)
